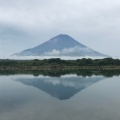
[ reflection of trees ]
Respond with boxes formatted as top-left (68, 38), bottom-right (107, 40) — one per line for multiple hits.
top-left (0, 69), bottom-right (120, 77)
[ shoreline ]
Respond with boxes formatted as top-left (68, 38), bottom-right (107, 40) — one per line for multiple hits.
top-left (0, 66), bottom-right (120, 71)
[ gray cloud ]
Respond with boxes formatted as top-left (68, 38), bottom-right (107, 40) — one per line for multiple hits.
top-left (0, 0), bottom-right (120, 58)
top-left (0, 24), bottom-right (30, 40)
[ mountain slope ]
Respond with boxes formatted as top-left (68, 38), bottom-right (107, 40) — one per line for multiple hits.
top-left (14, 34), bottom-right (107, 57)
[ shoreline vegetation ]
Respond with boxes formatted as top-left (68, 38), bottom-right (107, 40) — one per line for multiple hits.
top-left (0, 58), bottom-right (120, 77)
top-left (0, 58), bottom-right (120, 71)
top-left (0, 58), bottom-right (120, 76)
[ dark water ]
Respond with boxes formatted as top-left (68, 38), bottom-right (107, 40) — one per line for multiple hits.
top-left (0, 74), bottom-right (120, 120)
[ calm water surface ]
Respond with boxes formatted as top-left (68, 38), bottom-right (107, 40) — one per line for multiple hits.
top-left (0, 74), bottom-right (120, 120)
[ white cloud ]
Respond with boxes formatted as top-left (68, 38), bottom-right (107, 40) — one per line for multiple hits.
top-left (44, 46), bottom-right (92, 56)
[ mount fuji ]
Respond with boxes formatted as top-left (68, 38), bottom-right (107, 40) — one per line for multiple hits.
top-left (14, 34), bottom-right (107, 57)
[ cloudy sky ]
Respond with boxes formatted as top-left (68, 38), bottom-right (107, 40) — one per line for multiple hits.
top-left (0, 0), bottom-right (120, 58)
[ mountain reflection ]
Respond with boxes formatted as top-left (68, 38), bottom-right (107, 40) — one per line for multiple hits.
top-left (16, 75), bottom-right (105, 100)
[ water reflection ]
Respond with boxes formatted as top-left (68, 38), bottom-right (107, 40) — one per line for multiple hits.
top-left (16, 75), bottom-right (105, 100)
top-left (1, 73), bottom-right (120, 120)
top-left (1, 69), bottom-right (120, 77)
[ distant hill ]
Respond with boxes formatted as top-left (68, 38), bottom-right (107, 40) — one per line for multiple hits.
top-left (14, 34), bottom-right (107, 57)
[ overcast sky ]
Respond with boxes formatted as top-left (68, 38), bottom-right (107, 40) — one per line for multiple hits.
top-left (0, 0), bottom-right (120, 59)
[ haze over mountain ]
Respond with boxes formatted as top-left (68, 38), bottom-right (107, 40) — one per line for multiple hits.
top-left (14, 34), bottom-right (107, 57)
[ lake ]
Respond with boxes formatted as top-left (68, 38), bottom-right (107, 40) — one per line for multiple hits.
top-left (0, 72), bottom-right (120, 120)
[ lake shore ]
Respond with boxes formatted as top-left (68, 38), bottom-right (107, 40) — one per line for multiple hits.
top-left (0, 65), bottom-right (120, 71)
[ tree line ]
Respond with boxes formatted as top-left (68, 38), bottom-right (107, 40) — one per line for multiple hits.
top-left (0, 58), bottom-right (120, 66)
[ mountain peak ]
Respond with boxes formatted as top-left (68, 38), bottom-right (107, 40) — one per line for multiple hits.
top-left (56, 34), bottom-right (70, 37)
top-left (51, 34), bottom-right (73, 41)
